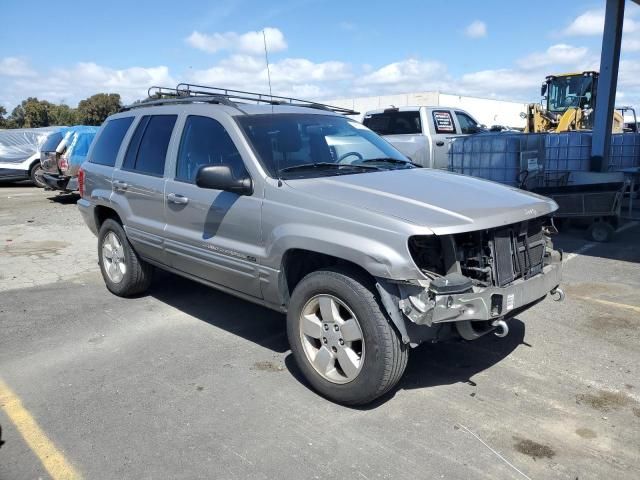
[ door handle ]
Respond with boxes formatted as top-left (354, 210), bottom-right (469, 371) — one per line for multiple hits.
top-left (167, 193), bottom-right (189, 205)
top-left (113, 180), bottom-right (128, 191)
top-left (435, 141), bottom-right (445, 147)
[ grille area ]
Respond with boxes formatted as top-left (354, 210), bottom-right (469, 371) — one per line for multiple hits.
top-left (492, 221), bottom-right (545, 287)
top-left (454, 219), bottom-right (547, 287)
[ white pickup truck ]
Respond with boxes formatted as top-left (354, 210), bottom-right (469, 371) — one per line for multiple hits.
top-left (362, 106), bottom-right (485, 169)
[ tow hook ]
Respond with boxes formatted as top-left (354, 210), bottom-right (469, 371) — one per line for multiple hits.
top-left (550, 287), bottom-right (565, 302)
top-left (492, 319), bottom-right (509, 338)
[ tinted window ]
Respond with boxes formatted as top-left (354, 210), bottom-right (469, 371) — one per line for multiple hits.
top-left (90, 117), bottom-right (134, 166)
top-left (41, 131), bottom-right (64, 152)
top-left (176, 116), bottom-right (245, 183)
top-left (432, 110), bottom-right (457, 134)
top-left (363, 111), bottom-right (421, 135)
top-left (123, 115), bottom-right (176, 176)
top-left (455, 111), bottom-right (481, 134)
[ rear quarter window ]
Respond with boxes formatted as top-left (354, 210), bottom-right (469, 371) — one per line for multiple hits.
top-left (363, 111), bottom-right (422, 135)
top-left (89, 117), bottom-right (135, 167)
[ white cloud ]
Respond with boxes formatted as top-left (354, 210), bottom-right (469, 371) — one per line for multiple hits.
top-left (186, 27), bottom-right (287, 55)
top-left (357, 59), bottom-right (448, 88)
top-left (464, 20), bottom-right (487, 38)
top-left (2, 62), bottom-right (175, 107)
top-left (187, 55), bottom-right (351, 98)
top-left (0, 57), bottom-right (36, 77)
top-left (339, 21), bottom-right (357, 31)
top-left (517, 44), bottom-right (589, 69)
top-left (564, 8), bottom-right (639, 36)
top-left (623, 38), bottom-right (640, 52)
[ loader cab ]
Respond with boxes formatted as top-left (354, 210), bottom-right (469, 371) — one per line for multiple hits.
top-left (544, 72), bottom-right (598, 115)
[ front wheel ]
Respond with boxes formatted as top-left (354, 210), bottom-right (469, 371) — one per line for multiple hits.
top-left (98, 219), bottom-right (153, 296)
top-left (30, 164), bottom-right (46, 188)
top-left (287, 268), bottom-right (408, 405)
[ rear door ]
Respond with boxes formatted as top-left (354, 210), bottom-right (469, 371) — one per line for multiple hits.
top-left (428, 109), bottom-right (458, 169)
top-left (112, 114), bottom-right (178, 263)
top-left (163, 114), bottom-right (262, 297)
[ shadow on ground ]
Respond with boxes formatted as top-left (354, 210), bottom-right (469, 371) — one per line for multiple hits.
top-left (47, 193), bottom-right (80, 204)
top-left (148, 270), bottom-right (526, 407)
top-left (149, 270), bottom-right (289, 353)
top-left (553, 218), bottom-right (640, 264)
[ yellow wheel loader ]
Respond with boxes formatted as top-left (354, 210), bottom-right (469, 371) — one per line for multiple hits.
top-left (522, 71), bottom-right (624, 133)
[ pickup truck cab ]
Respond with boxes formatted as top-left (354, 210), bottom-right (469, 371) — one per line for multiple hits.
top-left (363, 106), bottom-right (485, 169)
top-left (78, 85), bottom-right (563, 405)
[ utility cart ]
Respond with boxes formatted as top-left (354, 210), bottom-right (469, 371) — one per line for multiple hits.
top-left (533, 179), bottom-right (625, 242)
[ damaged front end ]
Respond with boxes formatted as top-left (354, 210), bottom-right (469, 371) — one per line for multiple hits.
top-left (377, 217), bottom-right (563, 346)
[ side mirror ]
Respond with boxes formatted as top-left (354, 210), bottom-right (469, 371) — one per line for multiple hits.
top-left (541, 83), bottom-right (547, 97)
top-left (195, 165), bottom-right (253, 195)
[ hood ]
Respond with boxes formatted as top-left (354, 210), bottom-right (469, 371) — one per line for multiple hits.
top-left (286, 168), bottom-right (557, 235)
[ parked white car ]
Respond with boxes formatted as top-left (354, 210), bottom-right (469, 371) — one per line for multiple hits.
top-left (0, 127), bottom-right (61, 187)
top-left (362, 106), bottom-right (485, 169)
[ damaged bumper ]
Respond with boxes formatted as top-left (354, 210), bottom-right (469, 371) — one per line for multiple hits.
top-left (399, 261), bottom-right (562, 327)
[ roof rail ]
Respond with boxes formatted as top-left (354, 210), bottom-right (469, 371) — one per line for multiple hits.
top-left (121, 83), bottom-right (359, 115)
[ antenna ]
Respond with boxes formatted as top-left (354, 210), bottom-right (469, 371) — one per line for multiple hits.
top-left (263, 29), bottom-right (282, 186)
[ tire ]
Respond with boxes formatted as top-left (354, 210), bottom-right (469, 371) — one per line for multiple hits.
top-left (287, 267), bottom-right (408, 405)
top-left (29, 163), bottom-right (46, 188)
top-left (587, 221), bottom-right (615, 243)
top-left (98, 219), bottom-right (152, 296)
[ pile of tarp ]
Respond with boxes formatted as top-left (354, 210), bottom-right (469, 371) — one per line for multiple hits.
top-left (0, 127), bottom-right (62, 163)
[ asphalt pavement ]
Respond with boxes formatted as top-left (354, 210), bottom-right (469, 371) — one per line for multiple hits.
top-left (1, 184), bottom-right (639, 480)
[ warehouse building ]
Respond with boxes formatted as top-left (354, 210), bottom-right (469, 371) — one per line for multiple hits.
top-left (324, 92), bottom-right (528, 129)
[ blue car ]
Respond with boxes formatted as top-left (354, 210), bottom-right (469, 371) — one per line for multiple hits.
top-left (40, 126), bottom-right (99, 192)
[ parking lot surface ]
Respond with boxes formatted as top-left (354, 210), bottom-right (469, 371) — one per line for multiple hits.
top-left (1, 184), bottom-right (639, 480)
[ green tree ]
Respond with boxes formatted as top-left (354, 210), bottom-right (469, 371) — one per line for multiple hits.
top-left (0, 106), bottom-right (7, 128)
top-left (76, 93), bottom-right (121, 125)
top-left (7, 97), bottom-right (54, 128)
top-left (48, 103), bottom-right (77, 126)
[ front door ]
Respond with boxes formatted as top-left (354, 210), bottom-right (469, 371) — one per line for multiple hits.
top-left (163, 114), bottom-right (262, 298)
top-left (112, 114), bottom-right (177, 263)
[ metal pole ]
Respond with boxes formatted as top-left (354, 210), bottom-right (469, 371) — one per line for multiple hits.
top-left (591, 0), bottom-right (625, 172)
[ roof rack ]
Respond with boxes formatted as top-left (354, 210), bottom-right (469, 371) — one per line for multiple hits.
top-left (121, 83), bottom-right (358, 115)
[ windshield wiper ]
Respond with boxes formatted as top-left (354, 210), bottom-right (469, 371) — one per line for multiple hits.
top-left (280, 162), bottom-right (380, 173)
top-left (360, 157), bottom-right (419, 167)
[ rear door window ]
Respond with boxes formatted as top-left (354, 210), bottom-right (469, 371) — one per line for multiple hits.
top-left (89, 117), bottom-right (134, 167)
top-left (363, 111), bottom-right (422, 135)
top-left (432, 110), bottom-right (457, 134)
top-left (123, 115), bottom-right (177, 176)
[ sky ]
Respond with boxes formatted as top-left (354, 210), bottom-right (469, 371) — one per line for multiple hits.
top-left (1, 0), bottom-right (639, 112)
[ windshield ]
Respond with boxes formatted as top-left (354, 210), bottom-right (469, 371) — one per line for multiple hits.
top-left (547, 75), bottom-right (594, 113)
top-left (237, 114), bottom-right (413, 179)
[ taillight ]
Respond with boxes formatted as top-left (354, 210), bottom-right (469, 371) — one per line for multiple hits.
top-left (59, 156), bottom-right (69, 172)
top-left (78, 168), bottom-right (85, 198)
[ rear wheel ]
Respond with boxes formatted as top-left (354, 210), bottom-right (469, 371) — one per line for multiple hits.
top-left (29, 164), bottom-right (46, 188)
top-left (98, 219), bottom-right (152, 296)
top-left (287, 268), bottom-right (408, 405)
top-left (587, 221), bottom-right (615, 243)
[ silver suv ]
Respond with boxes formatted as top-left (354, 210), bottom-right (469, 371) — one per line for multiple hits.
top-left (78, 84), bottom-right (564, 405)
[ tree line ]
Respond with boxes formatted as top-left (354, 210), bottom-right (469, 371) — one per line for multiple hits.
top-left (0, 93), bottom-right (122, 129)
